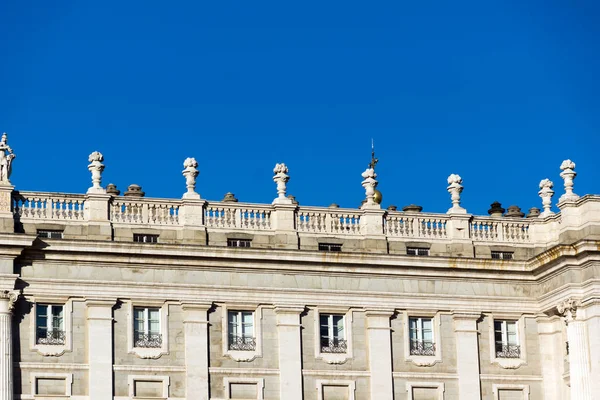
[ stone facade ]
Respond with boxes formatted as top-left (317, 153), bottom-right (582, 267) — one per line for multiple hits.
top-left (0, 145), bottom-right (598, 399)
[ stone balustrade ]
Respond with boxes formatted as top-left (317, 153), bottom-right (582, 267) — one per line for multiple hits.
top-left (10, 189), bottom-right (600, 248)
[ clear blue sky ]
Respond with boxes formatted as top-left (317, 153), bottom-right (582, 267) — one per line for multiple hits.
top-left (1, 1), bottom-right (599, 215)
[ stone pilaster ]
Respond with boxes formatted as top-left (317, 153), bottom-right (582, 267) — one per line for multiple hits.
top-left (0, 186), bottom-right (14, 234)
top-left (86, 300), bottom-right (114, 400)
top-left (366, 309), bottom-right (393, 400)
top-left (558, 299), bottom-right (592, 400)
top-left (183, 303), bottom-right (211, 400)
top-left (274, 306), bottom-right (303, 400)
top-left (0, 292), bottom-right (16, 400)
top-left (536, 316), bottom-right (565, 400)
top-left (452, 312), bottom-right (481, 400)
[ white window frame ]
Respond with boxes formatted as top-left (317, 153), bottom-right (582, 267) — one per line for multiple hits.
top-left (31, 372), bottom-right (73, 397)
top-left (406, 381), bottom-right (445, 400)
top-left (402, 311), bottom-right (442, 367)
top-left (128, 375), bottom-right (170, 399)
top-left (314, 307), bottom-right (353, 365)
top-left (30, 298), bottom-right (73, 357)
top-left (222, 304), bottom-right (263, 362)
top-left (316, 379), bottom-right (356, 400)
top-left (488, 314), bottom-right (527, 369)
top-left (492, 383), bottom-right (530, 400)
top-left (223, 377), bottom-right (265, 400)
top-left (127, 301), bottom-right (169, 359)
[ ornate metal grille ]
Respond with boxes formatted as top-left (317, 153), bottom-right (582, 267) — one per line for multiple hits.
top-left (228, 336), bottom-right (256, 351)
top-left (321, 338), bottom-right (348, 353)
top-left (134, 333), bottom-right (162, 348)
top-left (409, 340), bottom-right (436, 356)
top-left (495, 343), bottom-right (521, 358)
top-left (36, 330), bottom-right (66, 345)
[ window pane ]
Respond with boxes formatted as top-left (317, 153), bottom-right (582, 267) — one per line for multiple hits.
top-left (228, 311), bottom-right (239, 336)
top-left (242, 312), bottom-right (254, 337)
top-left (420, 318), bottom-right (431, 342)
top-left (333, 315), bottom-right (344, 339)
top-left (148, 308), bottom-right (160, 321)
top-left (36, 305), bottom-right (48, 330)
top-left (494, 320), bottom-right (503, 332)
top-left (507, 321), bottom-right (517, 334)
top-left (51, 306), bottom-right (64, 330)
top-left (320, 314), bottom-right (330, 339)
top-left (134, 308), bottom-right (146, 334)
top-left (149, 320), bottom-right (160, 335)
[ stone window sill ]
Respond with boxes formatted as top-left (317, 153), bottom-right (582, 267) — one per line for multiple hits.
top-left (130, 346), bottom-right (169, 360)
top-left (225, 349), bottom-right (261, 362)
top-left (491, 357), bottom-right (527, 369)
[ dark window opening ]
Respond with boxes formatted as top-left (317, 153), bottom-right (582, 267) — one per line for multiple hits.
top-left (318, 243), bottom-right (342, 252)
top-left (491, 251), bottom-right (513, 260)
top-left (133, 234), bottom-right (159, 243)
top-left (227, 239), bottom-right (252, 248)
top-left (37, 230), bottom-right (64, 239)
top-left (407, 247), bottom-right (430, 256)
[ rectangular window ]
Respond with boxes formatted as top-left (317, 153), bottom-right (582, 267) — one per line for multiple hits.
top-left (409, 317), bottom-right (435, 356)
top-left (228, 310), bottom-right (256, 351)
top-left (37, 230), bottom-right (63, 239)
top-left (491, 251), bottom-right (513, 260)
top-left (494, 320), bottom-right (520, 358)
top-left (320, 313), bottom-right (347, 353)
top-left (407, 247), bottom-right (430, 256)
top-left (318, 243), bottom-right (342, 252)
top-left (133, 234), bottom-right (159, 243)
top-left (227, 238), bottom-right (251, 248)
top-left (36, 304), bottom-right (65, 345)
top-left (133, 307), bottom-right (162, 348)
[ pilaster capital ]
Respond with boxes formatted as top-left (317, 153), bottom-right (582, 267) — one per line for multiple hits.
top-left (182, 302), bottom-right (212, 323)
top-left (452, 311), bottom-right (481, 332)
top-left (557, 297), bottom-right (581, 323)
top-left (0, 290), bottom-right (18, 314)
top-left (364, 308), bottom-right (395, 318)
top-left (273, 305), bottom-right (305, 315)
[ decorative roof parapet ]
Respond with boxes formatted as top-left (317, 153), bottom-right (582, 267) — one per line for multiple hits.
top-left (446, 174), bottom-right (466, 214)
top-left (87, 151), bottom-right (106, 195)
top-left (182, 157), bottom-right (200, 200)
top-left (559, 159), bottom-right (579, 203)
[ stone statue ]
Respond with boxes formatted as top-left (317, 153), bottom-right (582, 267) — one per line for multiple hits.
top-left (0, 133), bottom-right (15, 184)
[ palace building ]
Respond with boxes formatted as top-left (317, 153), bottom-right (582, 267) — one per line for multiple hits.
top-left (0, 135), bottom-right (597, 400)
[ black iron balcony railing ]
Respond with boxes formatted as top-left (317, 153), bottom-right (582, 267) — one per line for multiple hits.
top-left (134, 332), bottom-right (163, 348)
top-left (409, 340), bottom-right (436, 356)
top-left (36, 329), bottom-right (66, 345)
top-left (228, 335), bottom-right (256, 351)
top-left (320, 338), bottom-right (348, 353)
top-left (495, 343), bottom-right (521, 358)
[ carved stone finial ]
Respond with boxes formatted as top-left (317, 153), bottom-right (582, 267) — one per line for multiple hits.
top-left (505, 205), bottom-right (525, 218)
top-left (557, 298), bottom-right (580, 324)
top-left (106, 183), bottom-right (120, 196)
top-left (182, 157), bottom-right (200, 200)
top-left (222, 192), bottom-right (238, 202)
top-left (446, 174), bottom-right (466, 214)
top-left (0, 290), bottom-right (18, 314)
top-left (87, 151), bottom-right (106, 194)
top-left (538, 179), bottom-right (555, 217)
top-left (0, 133), bottom-right (15, 185)
top-left (124, 184), bottom-right (145, 197)
top-left (559, 159), bottom-right (579, 203)
top-left (273, 163), bottom-right (292, 204)
top-left (361, 168), bottom-right (379, 209)
top-left (488, 201), bottom-right (505, 217)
